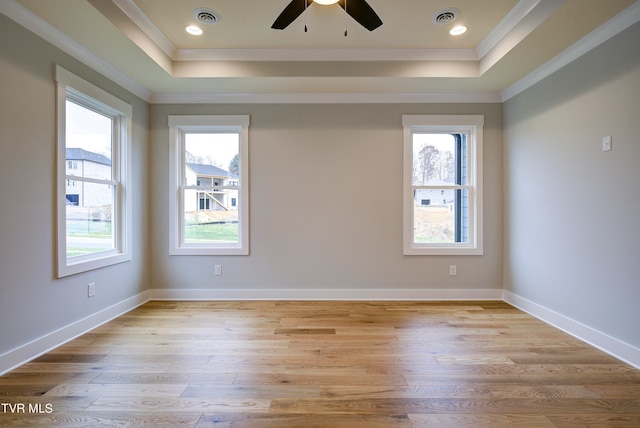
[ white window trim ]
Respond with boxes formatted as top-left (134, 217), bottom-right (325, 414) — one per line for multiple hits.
top-left (55, 66), bottom-right (132, 277)
top-left (402, 115), bottom-right (484, 255)
top-left (168, 115), bottom-right (250, 256)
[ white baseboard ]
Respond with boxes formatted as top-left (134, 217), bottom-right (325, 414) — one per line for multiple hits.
top-left (503, 290), bottom-right (640, 370)
top-left (149, 288), bottom-right (505, 301)
top-left (0, 291), bottom-right (151, 376)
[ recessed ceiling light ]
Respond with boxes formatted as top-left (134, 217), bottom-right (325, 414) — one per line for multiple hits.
top-left (185, 25), bottom-right (203, 36)
top-left (314, 0), bottom-right (340, 4)
top-left (450, 25), bottom-right (467, 36)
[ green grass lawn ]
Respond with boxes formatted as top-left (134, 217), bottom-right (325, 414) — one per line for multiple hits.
top-left (66, 219), bottom-right (112, 239)
top-left (66, 220), bottom-right (112, 257)
top-left (65, 219), bottom-right (238, 257)
top-left (67, 247), bottom-right (107, 257)
top-left (184, 222), bottom-right (238, 243)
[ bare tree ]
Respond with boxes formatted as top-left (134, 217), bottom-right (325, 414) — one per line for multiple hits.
top-left (440, 150), bottom-right (455, 181)
top-left (418, 145), bottom-right (440, 184)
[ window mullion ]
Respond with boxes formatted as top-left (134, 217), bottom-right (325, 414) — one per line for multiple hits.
top-left (66, 175), bottom-right (117, 186)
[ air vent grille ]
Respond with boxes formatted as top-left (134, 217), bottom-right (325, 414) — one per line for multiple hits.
top-left (193, 8), bottom-right (220, 25)
top-left (432, 8), bottom-right (459, 25)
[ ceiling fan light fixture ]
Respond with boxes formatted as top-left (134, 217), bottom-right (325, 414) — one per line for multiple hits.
top-left (313, 0), bottom-right (340, 5)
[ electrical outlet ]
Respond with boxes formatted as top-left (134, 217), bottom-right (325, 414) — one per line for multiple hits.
top-left (88, 282), bottom-right (96, 297)
top-left (214, 265), bottom-right (222, 276)
top-left (449, 265), bottom-right (457, 276)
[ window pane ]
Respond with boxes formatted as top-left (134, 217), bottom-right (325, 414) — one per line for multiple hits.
top-left (412, 133), bottom-right (464, 186)
top-left (185, 133), bottom-right (240, 185)
top-left (66, 182), bottom-right (114, 257)
top-left (183, 192), bottom-right (240, 245)
top-left (65, 100), bottom-right (112, 180)
top-left (413, 189), bottom-right (468, 244)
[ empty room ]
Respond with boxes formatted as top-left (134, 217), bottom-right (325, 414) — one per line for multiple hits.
top-left (1, 0), bottom-right (639, 426)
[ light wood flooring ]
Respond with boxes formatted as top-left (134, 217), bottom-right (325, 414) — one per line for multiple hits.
top-left (1, 300), bottom-right (640, 427)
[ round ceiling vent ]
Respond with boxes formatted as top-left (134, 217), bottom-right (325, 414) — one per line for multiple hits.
top-left (432, 8), bottom-right (459, 25)
top-left (193, 7), bottom-right (220, 25)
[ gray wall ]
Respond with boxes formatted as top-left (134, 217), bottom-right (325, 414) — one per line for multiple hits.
top-left (503, 21), bottom-right (640, 348)
top-left (0, 15), bottom-right (150, 356)
top-left (150, 103), bottom-right (503, 292)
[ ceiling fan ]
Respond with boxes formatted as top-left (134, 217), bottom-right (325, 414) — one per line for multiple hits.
top-left (272, 0), bottom-right (383, 32)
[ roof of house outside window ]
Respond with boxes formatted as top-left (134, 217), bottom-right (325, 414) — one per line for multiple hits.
top-left (65, 148), bottom-right (111, 166)
top-left (187, 163), bottom-right (237, 179)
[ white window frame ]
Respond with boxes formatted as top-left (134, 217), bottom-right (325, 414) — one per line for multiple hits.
top-left (402, 115), bottom-right (484, 255)
top-left (55, 66), bottom-right (132, 277)
top-left (169, 115), bottom-right (250, 256)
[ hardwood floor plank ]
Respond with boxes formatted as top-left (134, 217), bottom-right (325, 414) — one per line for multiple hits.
top-left (233, 373), bottom-right (408, 387)
top-left (546, 414), bottom-right (640, 426)
top-left (30, 354), bottom-right (107, 363)
top-left (274, 328), bottom-right (336, 335)
top-left (87, 397), bottom-right (271, 412)
top-left (0, 372), bottom-right (98, 385)
top-left (43, 383), bottom-right (188, 397)
top-left (0, 412), bottom-right (201, 427)
top-left (434, 355), bottom-right (516, 365)
top-left (182, 384), bottom-right (321, 398)
top-left (195, 413), bottom-right (412, 427)
top-left (90, 372), bottom-right (236, 384)
top-left (409, 413), bottom-right (555, 427)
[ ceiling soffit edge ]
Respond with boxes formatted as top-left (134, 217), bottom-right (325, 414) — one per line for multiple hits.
top-left (479, 0), bottom-right (565, 74)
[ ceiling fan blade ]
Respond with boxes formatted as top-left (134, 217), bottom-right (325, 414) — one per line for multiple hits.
top-left (338, 0), bottom-right (382, 31)
top-left (272, 0), bottom-right (310, 30)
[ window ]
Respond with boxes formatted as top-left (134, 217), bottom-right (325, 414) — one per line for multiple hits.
top-left (55, 66), bottom-right (132, 277)
top-left (169, 115), bottom-right (249, 255)
top-left (403, 115), bottom-right (483, 255)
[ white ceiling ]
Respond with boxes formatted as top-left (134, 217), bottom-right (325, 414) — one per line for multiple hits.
top-left (3, 0), bottom-right (639, 102)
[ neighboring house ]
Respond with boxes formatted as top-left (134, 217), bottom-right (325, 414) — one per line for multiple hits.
top-left (65, 148), bottom-right (112, 207)
top-left (185, 163), bottom-right (238, 213)
top-left (414, 179), bottom-right (455, 209)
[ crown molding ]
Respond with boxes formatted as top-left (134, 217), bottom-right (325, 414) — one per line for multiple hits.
top-left (149, 92), bottom-right (502, 104)
top-left (175, 48), bottom-right (478, 62)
